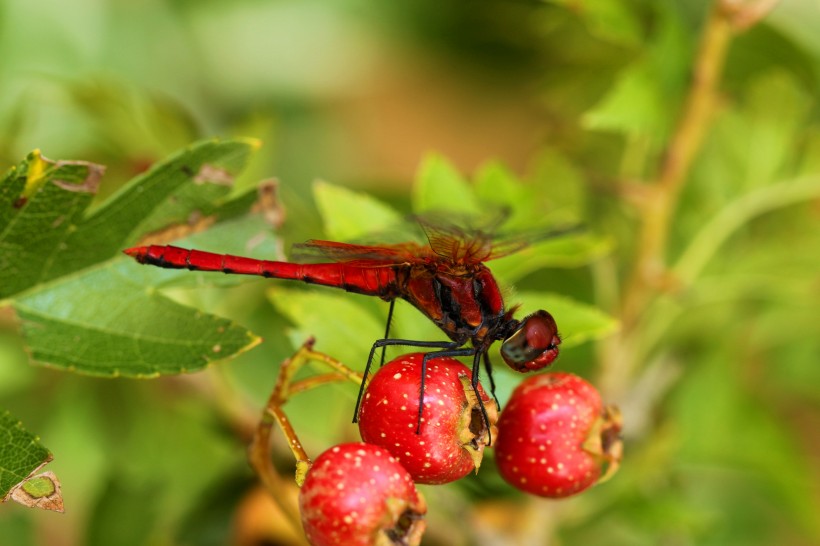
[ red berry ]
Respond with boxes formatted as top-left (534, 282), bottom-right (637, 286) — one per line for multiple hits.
top-left (299, 442), bottom-right (427, 546)
top-left (494, 372), bottom-right (622, 498)
top-left (357, 353), bottom-right (498, 485)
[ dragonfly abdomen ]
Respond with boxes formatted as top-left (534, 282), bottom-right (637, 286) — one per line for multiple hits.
top-left (124, 245), bottom-right (399, 297)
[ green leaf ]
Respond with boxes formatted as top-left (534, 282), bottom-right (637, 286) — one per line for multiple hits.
top-left (412, 154), bottom-right (481, 215)
top-left (583, 60), bottom-right (666, 137)
top-left (690, 72), bottom-right (811, 215)
top-left (20, 474), bottom-right (56, 497)
top-left (768, 0), bottom-right (820, 59)
top-left (549, 0), bottom-right (642, 47)
top-left (86, 476), bottom-right (159, 546)
top-left (473, 157), bottom-right (585, 235)
top-left (797, 129), bottom-right (820, 174)
top-left (525, 150), bottom-right (588, 219)
top-left (671, 352), bottom-right (820, 539)
top-left (674, 175), bottom-right (820, 283)
top-left (175, 472), bottom-right (253, 546)
top-left (514, 291), bottom-right (618, 348)
top-left (490, 233), bottom-right (614, 285)
top-left (473, 161), bottom-right (555, 229)
top-left (59, 138), bottom-right (261, 277)
top-left (0, 140), bottom-right (268, 374)
top-left (0, 151), bottom-right (104, 299)
top-left (129, 210), bottom-right (283, 291)
top-left (389, 299), bottom-right (444, 350)
top-left (64, 80), bottom-right (199, 158)
top-left (582, 3), bottom-right (690, 150)
top-left (0, 139), bottom-right (260, 300)
top-left (13, 260), bottom-right (260, 376)
top-left (10, 471), bottom-right (63, 512)
top-left (473, 160), bottom-right (525, 207)
top-left (267, 287), bottom-right (383, 369)
top-left (0, 410), bottom-right (52, 499)
top-left (0, 511), bottom-right (35, 546)
top-left (313, 180), bottom-right (402, 241)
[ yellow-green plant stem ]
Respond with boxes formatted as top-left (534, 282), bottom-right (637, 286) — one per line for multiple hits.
top-left (622, 2), bottom-right (734, 330)
top-left (600, 0), bottom-right (781, 398)
top-left (248, 338), bottom-right (363, 533)
top-left (674, 175), bottom-right (820, 283)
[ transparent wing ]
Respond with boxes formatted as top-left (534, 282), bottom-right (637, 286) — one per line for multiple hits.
top-left (290, 239), bottom-right (430, 265)
top-left (415, 211), bottom-right (584, 263)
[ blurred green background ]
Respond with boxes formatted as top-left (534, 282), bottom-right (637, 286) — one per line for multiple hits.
top-left (2, 0), bottom-right (820, 545)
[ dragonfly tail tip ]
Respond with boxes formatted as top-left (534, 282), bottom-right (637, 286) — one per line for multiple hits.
top-left (123, 246), bottom-right (147, 259)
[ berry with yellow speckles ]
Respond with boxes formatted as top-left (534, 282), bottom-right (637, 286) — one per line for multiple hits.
top-left (299, 442), bottom-right (427, 546)
top-left (357, 353), bottom-right (498, 485)
top-left (494, 372), bottom-right (622, 498)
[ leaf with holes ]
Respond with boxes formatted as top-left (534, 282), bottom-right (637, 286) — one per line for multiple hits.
top-left (0, 411), bottom-right (53, 503)
top-left (1, 139), bottom-right (266, 374)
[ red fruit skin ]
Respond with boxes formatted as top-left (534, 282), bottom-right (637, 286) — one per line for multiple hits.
top-left (299, 442), bottom-right (427, 546)
top-left (494, 372), bottom-right (608, 498)
top-left (358, 353), bottom-right (497, 485)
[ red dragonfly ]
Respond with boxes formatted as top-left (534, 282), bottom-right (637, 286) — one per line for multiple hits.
top-left (125, 218), bottom-right (577, 431)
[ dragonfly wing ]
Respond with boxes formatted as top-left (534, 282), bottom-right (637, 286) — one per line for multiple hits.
top-left (414, 213), bottom-right (502, 264)
top-left (288, 214), bottom-right (583, 266)
top-left (413, 212), bottom-right (584, 263)
top-left (483, 223), bottom-right (586, 261)
top-left (290, 239), bottom-right (427, 264)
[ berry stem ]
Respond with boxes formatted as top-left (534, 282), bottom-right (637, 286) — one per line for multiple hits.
top-left (248, 338), bottom-right (363, 533)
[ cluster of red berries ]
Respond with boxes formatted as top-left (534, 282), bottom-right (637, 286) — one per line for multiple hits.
top-left (299, 354), bottom-right (622, 545)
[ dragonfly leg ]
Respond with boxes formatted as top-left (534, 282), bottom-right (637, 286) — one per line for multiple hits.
top-left (379, 300), bottom-right (396, 367)
top-left (470, 351), bottom-right (494, 444)
top-left (419, 348), bottom-right (476, 434)
top-left (482, 351), bottom-right (501, 410)
top-left (353, 338), bottom-right (462, 425)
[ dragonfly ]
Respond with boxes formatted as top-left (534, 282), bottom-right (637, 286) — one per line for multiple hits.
top-left (124, 217), bottom-right (578, 432)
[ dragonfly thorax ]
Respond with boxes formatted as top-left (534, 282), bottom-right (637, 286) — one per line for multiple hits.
top-left (398, 263), bottom-right (507, 345)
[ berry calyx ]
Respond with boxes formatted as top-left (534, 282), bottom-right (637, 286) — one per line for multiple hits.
top-left (494, 372), bottom-right (622, 498)
top-left (298, 442), bottom-right (427, 546)
top-left (357, 353), bottom-right (498, 485)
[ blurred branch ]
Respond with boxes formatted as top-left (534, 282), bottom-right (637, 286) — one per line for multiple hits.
top-left (0, 306), bottom-right (16, 331)
top-left (622, 1), bottom-right (734, 329)
top-left (722, 0), bottom-right (782, 31)
top-left (674, 175), bottom-right (820, 283)
top-left (602, 0), bottom-right (782, 398)
top-left (248, 338), bottom-right (363, 533)
top-left (248, 395), bottom-right (304, 531)
top-left (610, 2), bottom-right (781, 317)
top-left (598, 0), bottom-right (787, 397)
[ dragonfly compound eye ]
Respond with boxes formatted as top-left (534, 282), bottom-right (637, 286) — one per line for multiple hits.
top-left (500, 310), bottom-right (560, 372)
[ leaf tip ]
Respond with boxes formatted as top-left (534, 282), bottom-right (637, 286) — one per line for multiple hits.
top-left (247, 333), bottom-right (264, 349)
top-left (311, 178), bottom-right (330, 192)
top-left (24, 149), bottom-right (50, 196)
top-left (10, 471), bottom-right (64, 513)
top-left (242, 137), bottom-right (264, 151)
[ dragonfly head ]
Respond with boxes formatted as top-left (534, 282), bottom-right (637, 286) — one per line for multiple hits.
top-left (500, 310), bottom-right (560, 372)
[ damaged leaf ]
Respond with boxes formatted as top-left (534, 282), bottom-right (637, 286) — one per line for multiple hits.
top-left (14, 259), bottom-right (261, 376)
top-left (0, 139), bottom-right (260, 300)
top-left (0, 411), bottom-right (54, 505)
top-left (9, 472), bottom-right (64, 513)
top-left (1, 139), bottom-right (266, 374)
top-left (0, 150), bottom-right (105, 298)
